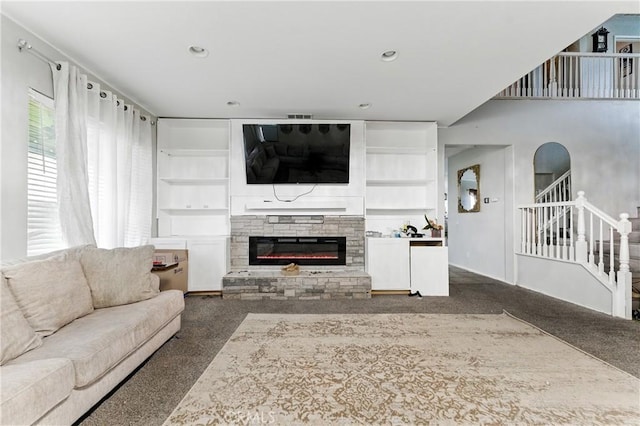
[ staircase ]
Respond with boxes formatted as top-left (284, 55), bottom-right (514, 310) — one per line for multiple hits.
top-left (534, 171), bottom-right (573, 254)
top-left (518, 191), bottom-right (635, 319)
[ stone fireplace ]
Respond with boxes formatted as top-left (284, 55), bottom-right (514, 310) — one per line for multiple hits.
top-left (228, 215), bottom-right (365, 271)
top-left (223, 215), bottom-right (371, 299)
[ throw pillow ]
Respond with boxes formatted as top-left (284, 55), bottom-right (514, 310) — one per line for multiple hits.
top-left (80, 245), bottom-right (159, 308)
top-left (3, 256), bottom-right (94, 337)
top-left (0, 277), bottom-right (42, 365)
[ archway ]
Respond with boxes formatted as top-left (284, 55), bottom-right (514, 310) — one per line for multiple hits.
top-left (533, 142), bottom-right (571, 202)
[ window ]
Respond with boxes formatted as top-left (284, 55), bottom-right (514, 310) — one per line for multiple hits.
top-left (27, 89), bottom-right (64, 255)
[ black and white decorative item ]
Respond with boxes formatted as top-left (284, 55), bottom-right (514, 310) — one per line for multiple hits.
top-left (592, 27), bottom-right (609, 53)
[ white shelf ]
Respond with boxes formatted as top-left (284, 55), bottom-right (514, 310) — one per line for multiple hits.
top-left (161, 234), bottom-right (229, 239)
top-left (159, 149), bottom-right (228, 157)
top-left (364, 122), bottom-right (438, 236)
top-left (159, 207), bottom-right (228, 214)
top-left (366, 179), bottom-right (432, 186)
top-left (366, 147), bottom-right (428, 155)
top-left (159, 177), bottom-right (228, 185)
top-left (366, 207), bottom-right (435, 213)
top-left (245, 200), bottom-right (348, 211)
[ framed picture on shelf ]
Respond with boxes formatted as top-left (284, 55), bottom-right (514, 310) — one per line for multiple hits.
top-left (616, 37), bottom-right (639, 79)
top-left (619, 43), bottom-right (632, 78)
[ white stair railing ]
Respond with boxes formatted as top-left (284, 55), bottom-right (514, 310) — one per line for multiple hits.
top-left (535, 170), bottom-right (572, 247)
top-left (497, 52), bottom-right (640, 99)
top-left (518, 191), bottom-right (633, 319)
top-left (535, 170), bottom-right (571, 203)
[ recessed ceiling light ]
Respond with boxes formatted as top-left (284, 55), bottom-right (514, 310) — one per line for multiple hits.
top-left (226, 101), bottom-right (240, 107)
top-left (381, 50), bottom-right (398, 62)
top-left (359, 103), bottom-right (372, 109)
top-left (188, 45), bottom-right (209, 58)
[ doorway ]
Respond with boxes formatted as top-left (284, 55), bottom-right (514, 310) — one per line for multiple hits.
top-left (533, 142), bottom-right (571, 202)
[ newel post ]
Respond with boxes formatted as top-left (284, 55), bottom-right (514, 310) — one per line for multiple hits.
top-left (575, 191), bottom-right (588, 263)
top-left (616, 213), bottom-right (632, 319)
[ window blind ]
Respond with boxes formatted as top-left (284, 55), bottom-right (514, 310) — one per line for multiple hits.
top-left (27, 89), bottom-right (64, 255)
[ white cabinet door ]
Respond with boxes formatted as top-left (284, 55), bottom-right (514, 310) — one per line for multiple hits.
top-left (366, 238), bottom-right (410, 290)
top-left (410, 245), bottom-right (449, 296)
top-left (187, 238), bottom-right (229, 291)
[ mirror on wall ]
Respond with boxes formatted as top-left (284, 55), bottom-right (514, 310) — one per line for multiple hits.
top-left (457, 164), bottom-right (480, 213)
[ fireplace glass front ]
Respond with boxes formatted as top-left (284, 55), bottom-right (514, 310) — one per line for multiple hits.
top-left (249, 236), bottom-right (347, 266)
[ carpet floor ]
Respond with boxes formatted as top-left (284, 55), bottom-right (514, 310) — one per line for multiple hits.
top-left (77, 267), bottom-right (640, 425)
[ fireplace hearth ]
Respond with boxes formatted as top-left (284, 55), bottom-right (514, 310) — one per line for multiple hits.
top-left (249, 236), bottom-right (346, 266)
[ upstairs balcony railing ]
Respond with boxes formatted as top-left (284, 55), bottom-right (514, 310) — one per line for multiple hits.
top-left (497, 52), bottom-right (640, 99)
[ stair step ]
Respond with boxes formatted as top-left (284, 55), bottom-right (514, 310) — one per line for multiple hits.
top-left (612, 231), bottom-right (640, 243)
top-left (598, 253), bottom-right (638, 263)
top-left (599, 242), bottom-right (640, 259)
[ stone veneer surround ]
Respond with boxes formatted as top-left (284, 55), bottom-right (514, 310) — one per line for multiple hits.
top-left (229, 215), bottom-right (365, 271)
top-left (224, 215), bottom-right (370, 299)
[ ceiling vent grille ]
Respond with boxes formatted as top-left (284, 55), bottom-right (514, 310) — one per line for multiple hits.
top-left (287, 114), bottom-right (313, 119)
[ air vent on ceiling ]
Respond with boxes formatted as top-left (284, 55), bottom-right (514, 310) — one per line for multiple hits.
top-left (287, 114), bottom-right (313, 119)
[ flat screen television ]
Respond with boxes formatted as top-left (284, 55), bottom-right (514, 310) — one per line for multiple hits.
top-left (243, 123), bottom-right (350, 184)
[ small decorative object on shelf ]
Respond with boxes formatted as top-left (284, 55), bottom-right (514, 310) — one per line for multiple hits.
top-left (423, 215), bottom-right (443, 237)
top-left (401, 223), bottom-right (423, 238)
top-left (281, 263), bottom-right (300, 276)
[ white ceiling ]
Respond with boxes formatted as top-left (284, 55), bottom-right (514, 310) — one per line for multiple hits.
top-left (2, 1), bottom-right (638, 126)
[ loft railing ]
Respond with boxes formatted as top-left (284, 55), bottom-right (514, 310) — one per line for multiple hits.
top-left (518, 191), bottom-right (633, 319)
top-left (497, 52), bottom-right (640, 99)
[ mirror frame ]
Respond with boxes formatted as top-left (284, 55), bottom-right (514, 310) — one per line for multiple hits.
top-left (457, 164), bottom-right (481, 213)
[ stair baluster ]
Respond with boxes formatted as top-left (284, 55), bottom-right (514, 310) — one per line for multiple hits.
top-left (617, 214), bottom-right (632, 319)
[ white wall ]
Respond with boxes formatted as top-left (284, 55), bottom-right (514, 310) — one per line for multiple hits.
top-left (228, 119), bottom-right (366, 216)
top-left (575, 14), bottom-right (640, 52)
top-left (518, 255), bottom-right (614, 315)
top-left (0, 15), bottom-right (156, 260)
top-left (447, 146), bottom-right (513, 282)
top-left (1, 15), bottom-right (54, 260)
top-left (534, 142), bottom-right (570, 176)
top-left (441, 98), bottom-right (640, 283)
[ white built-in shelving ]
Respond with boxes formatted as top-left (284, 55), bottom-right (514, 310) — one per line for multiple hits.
top-left (155, 119), bottom-right (231, 292)
top-left (156, 119), bottom-right (230, 237)
top-left (364, 121), bottom-right (438, 234)
top-left (154, 119), bottom-right (443, 292)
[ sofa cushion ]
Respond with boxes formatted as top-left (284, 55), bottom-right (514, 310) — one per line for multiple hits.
top-left (0, 244), bottom-right (94, 269)
top-left (80, 245), bottom-right (160, 308)
top-left (0, 277), bottom-right (42, 364)
top-left (9, 290), bottom-right (184, 387)
top-left (0, 358), bottom-right (74, 426)
top-left (3, 256), bottom-right (94, 337)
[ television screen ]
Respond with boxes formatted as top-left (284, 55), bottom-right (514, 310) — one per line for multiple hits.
top-left (243, 123), bottom-right (350, 184)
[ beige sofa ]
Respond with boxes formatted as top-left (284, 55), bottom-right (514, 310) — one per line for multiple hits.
top-left (0, 244), bottom-right (185, 425)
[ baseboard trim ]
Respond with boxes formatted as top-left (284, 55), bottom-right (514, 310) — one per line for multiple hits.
top-left (371, 290), bottom-right (410, 296)
top-left (186, 291), bottom-right (222, 297)
top-left (449, 263), bottom-right (513, 286)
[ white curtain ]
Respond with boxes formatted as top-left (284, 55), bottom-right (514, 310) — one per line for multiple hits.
top-left (51, 62), bottom-right (153, 248)
top-left (50, 62), bottom-right (96, 246)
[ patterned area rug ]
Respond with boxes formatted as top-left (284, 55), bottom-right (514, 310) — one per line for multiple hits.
top-left (164, 313), bottom-right (639, 425)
